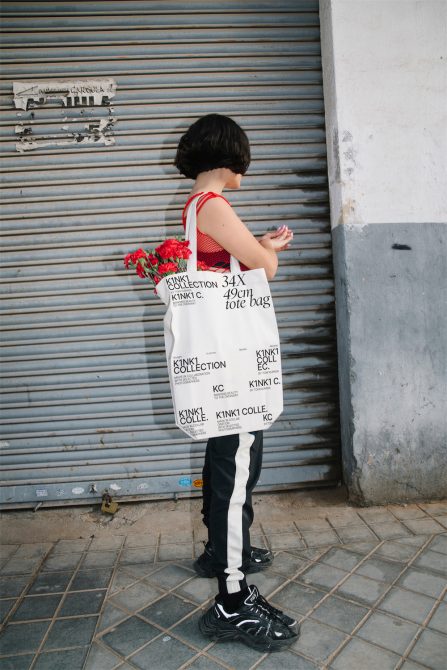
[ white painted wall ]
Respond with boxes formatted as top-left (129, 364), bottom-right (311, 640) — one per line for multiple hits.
top-left (320, 0), bottom-right (447, 226)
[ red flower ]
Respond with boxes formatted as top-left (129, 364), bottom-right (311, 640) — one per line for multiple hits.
top-left (158, 261), bottom-right (179, 275)
top-left (136, 264), bottom-right (147, 278)
top-left (197, 260), bottom-right (210, 271)
top-left (156, 239), bottom-right (191, 260)
top-left (124, 248), bottom-right (148, 268)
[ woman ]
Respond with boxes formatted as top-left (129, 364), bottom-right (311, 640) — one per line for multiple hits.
top-left (174, 114), bottom-right (298, 652)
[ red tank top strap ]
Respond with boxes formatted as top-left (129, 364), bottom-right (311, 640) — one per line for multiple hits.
top-left (182, 191), bottom-right (230, 227)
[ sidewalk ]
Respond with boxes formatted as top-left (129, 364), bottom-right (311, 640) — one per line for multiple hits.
top-left (0, 490), bottom-right (446, 669)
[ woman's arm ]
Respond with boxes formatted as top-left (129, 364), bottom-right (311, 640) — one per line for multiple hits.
top-left (197, 198), bottom-right (293, 280)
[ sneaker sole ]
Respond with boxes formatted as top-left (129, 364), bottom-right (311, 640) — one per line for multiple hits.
top-left (198, 614), bottom-right (297, 652)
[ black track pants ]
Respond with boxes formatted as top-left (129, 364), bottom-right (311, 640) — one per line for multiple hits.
top-left (201, 430), bottom-right (263, 594)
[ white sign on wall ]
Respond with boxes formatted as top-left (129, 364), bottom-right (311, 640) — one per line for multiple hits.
top-left (13, 78), bottom-right (117, 152)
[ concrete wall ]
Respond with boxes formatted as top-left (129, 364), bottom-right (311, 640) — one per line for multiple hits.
top-left (320, 0), bottom-right (447, 504)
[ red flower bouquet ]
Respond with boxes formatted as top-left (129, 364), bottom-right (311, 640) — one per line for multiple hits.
top-left (124, 238), bottom-right (209, 289)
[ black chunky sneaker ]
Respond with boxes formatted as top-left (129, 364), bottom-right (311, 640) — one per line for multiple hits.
top-left (194, 543), bottom-right (274, 578)
top-left (199, 586), bottom-right (298, 652)
top-left (250, 585), bottom-right (299, 630)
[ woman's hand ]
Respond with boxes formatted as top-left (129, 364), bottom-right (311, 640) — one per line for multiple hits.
top-left (259, 225), bottom-right (293, 252)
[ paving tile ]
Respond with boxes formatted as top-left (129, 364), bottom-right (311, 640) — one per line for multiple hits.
top-left (43, 615), bottom-right (98, 649)
top-left (119, 561), bottom-right (159, 580)
top-left (336, 525), bottom-right (378, 543)
top-left (290, 618), bottom-right (346, 663)
top-left (414, 549), bottom-right (447, 576)
top-left (58, 589), bottom-right (106, 616)
top-left (208, 631), bottom-right (266, 668)
top-left (299, 563), bottom-right (348, 590)
top-left (96, 602), bottom-right (128, 633)
top-left (428, 534), bottom-right (447, 555)
top-left (160, 530), bottom-right (194, 544)
top-left (145, 564), bottom-right (194, 590)
top-left (119, 547), bottom-right (156, 565)
top-left (1, 558), bottom-right (41, 575)
top-left (257, 650), bottom-right (317, 669)
top-left (409, 627), bottom-right (447, 669)
top-left (270, 551), bottom-right (309, 577)
top-left (28, 571), bottom-right (73, 595)
top-left (124, 534), bottom-right (159, 548)
top-left (41, 552), bottom-right (83, 572)
top-left (342, 541), bottom-right (379, 554)
top-left (388, 505), bottom-right (428, 520)
top-left (403, 518), bottom-right (446, 535)
top-left (70, 567), bottom-right (113, 591)
top-left (0, 598), bottom-right (16, 623)
top-left (356, 610), bottom-right (419, 654)
top-left (321, 547), bottom-right (364, 571)
top-left (358, 509), bottom-right (397, 525)
top-left (419, 502), bottom-right (447, 516)
top-left (267, 533), bottom-right (305, 550)
top-left (0, 575), bottom-right (30, 597)
top-left (158, 544), bottom-right (193, 561)
top-left (14, 544), bottom-right (51, 560)
top-left (294, 518), bottom-right (333, 532)
top-left (336, 574), bottom-right (388, 605)
top-left (375, 540), bottom-right (421, 563)
top-left (101, 615), bottom-right (160, 656)
top-left (427, 602), bottom-right (447, 634)
top-left (81, 551), bottom-right (118, 569)
top-left (395, 535), bottom-right (429, 548)
top-left (397, 567), bottom-right (446, 598)
top-left (248, 571), bottom-right (287, 598)
top-left (0, 620), bottom-right (51, 653)
top-left (11, 594), bottom-right (62, 621)
top-left (0, 653), bottom-right (34, 669)
top-left (355, 556), bottom-right (403, 583)
top-left (326, 511), bottom-right (362, 527)
top-left (89, 536), bottom-right (125, 551)
top-left (270, 581), bottom-right (324, 615)
top-left (129, 634), bottom-right (195, 670)
top-left (139, 593), bottom-right (196, 629)
top-left (109, 581), bottom-right (163, 612)
top-left (83, 641), bottom-right (123, 670)
top-left (368, 521), bottom-right (411, 540)
top-left (0, 545), bottom-right (18, 560)
top-left (186, 656), bottom-right (228, 670)
top-left (293, 548), bottom-right (325, 561)
top-left (33, 646), bottom-right (88, 669)
top-left (301, 530), bottom-right (340, 548)
top-left (311, 595), bottom-right (369, 633)
top-left (399, 661), bottom-right (429, 670)
top-left (379, 587), bottom-right (437, 624)
top-left (53, 539), bottom-right (90, 554)
top-left (0, 654), bottom-right (34, 670)
top-left (330, 637), bottom-right (400, 670)
top-left (261, 522), bottom-right (296, 534)
top-left (175, 576), bottom-right (215, 604)
top-left (109, 570), bottom-right (136, 595)
top-left (170, 608), bottom-right (210, 650)
top-left (434, 515), bottom-right (447, 528)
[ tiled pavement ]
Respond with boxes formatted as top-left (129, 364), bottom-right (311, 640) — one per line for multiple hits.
top-left (0, 501), bottom-right (446, 669)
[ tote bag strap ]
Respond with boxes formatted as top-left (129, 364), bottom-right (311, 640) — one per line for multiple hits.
top-left (185, 194), bottom-right (241, 274)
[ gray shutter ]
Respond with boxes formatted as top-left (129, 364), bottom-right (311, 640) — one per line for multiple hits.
top-left (0, 0), bottom-right (341, 508)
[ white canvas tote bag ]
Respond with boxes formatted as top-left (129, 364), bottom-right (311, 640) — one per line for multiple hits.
top-left (156, 194), bottom-right (283, 439)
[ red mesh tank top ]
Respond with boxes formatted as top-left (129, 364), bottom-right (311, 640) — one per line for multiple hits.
top-left (182, 191), bottom-right (249, 272)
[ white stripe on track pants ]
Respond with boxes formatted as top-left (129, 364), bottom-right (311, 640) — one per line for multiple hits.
top-left (201, 430), bottom-right (264, 594)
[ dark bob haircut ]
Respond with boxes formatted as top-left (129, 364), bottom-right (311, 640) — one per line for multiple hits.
top-left (174, 114), bottom-right (250, 180)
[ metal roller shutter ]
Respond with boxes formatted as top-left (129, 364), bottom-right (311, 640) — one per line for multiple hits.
top-left (0, 0), bottom-right (341, 508)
